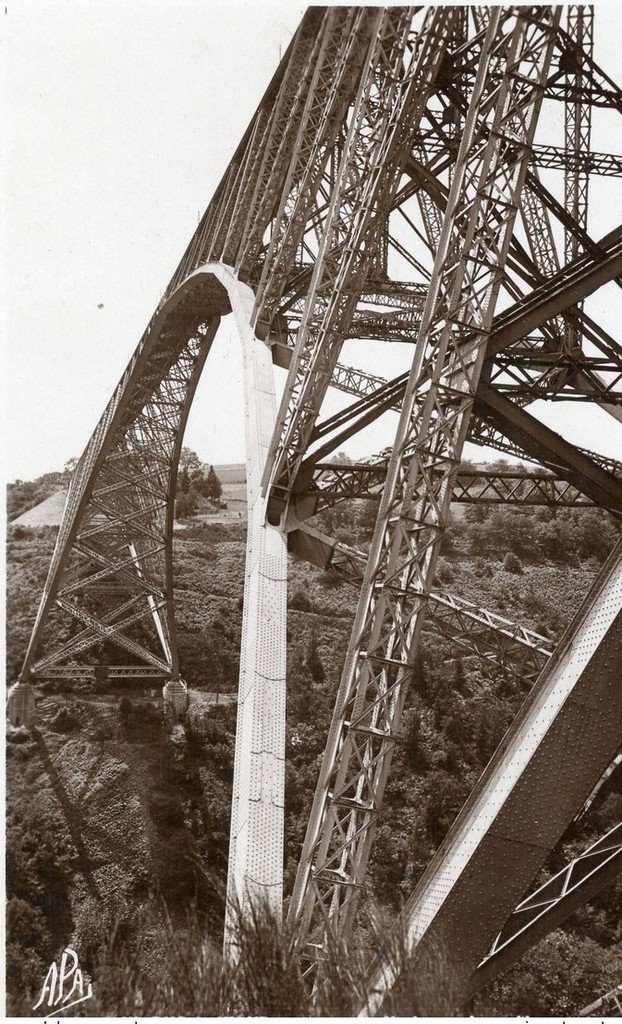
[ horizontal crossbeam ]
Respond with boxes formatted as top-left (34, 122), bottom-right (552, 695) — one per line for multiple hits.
top-left (474, 822), bottom-right (622, 993)
top-left (299, 460), bottom-right (598, 518)
top-left (417, 138), bottom-right (622, 176)
top-left (475, 384), bottom-right (622, 514)
top-left (287, 523), bottom-right (554, 684)
top-left (38, 665), bottom-right (170, 680)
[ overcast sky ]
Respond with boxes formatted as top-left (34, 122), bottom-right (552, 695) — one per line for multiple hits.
top-left (3, 1), bottom-right (622, 482)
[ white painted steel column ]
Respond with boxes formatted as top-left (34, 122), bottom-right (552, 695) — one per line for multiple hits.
top-left (205, 266), bottom-right (288, 945)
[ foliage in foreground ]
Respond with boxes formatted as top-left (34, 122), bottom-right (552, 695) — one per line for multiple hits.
top-left (56, 899), bottom-right (458, 1018)
top-left (50, 897), bottom-right (622, 1018)
top-left (5, 482), bottom-right (622, 1015)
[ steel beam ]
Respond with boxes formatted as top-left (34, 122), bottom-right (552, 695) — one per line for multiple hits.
top-left (415, 138), bottom-right (622, 176)
top-left (301, 461), bottom-right (598, 518)
top-left (262, 9), bottom-right (458, 518)
top-left (564, 8), bottom-right (593, 305)
top-left (288, 522), bottom-right (554, 685)
top-left (580, 983), bottom-right (622, 1016)
top-left (253, 9), bottom-right (379, 318)
top-left (474, 383), bottom-right (622, 513)
top-left (289, 7), bottom-right (561, 970)
top-left (473, 822), bottom-right (622, 994)
top-left (363, 541), bottom-right (622, 1014)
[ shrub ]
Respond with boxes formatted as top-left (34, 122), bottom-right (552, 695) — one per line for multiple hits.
top-left (435, 557), bottom-right (455, 584)
top-left (48, 704), bottom-right (81, 732)
top-left (118, 697), bottom-right (163, 738)
top-left (6, 809), bottom-right (74, 1013)
top-left (149, 792), bottom-right (185, 830)
top-left (318, 568), bottom-right (342, 588)
top-left (401, 709), bottom-right (429, 771)
top-left (304, 632), bottom-right (325, 683)
top-left (9, 745), bottom-right (32, 761)
top-left (503, 551), bottom-right (523, 574)
top-left (118, 696), bottom-right (133, 721)
top-left (290, 588), bottom-right (312, 612)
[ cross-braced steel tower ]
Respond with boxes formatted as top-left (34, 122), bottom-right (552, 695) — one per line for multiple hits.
top-left (12, 4), bottom-right (622, 1011)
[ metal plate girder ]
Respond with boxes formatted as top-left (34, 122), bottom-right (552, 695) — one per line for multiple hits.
top-left (364, 542), bottom-right (622, 1013)
top-left (474, 822), bottom-right (622, 993)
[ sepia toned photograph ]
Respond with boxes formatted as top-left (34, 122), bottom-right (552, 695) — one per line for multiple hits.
top-left (4, 1), bottom-right (622, 1018)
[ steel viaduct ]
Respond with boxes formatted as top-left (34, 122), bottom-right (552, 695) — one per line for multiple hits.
top-left (9, 4), bottom-right (622, 1013)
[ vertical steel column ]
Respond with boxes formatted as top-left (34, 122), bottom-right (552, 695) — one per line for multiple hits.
top-left (564, 5), bottom-right (593, 347)
top-left (203, 268), bottom-right (289, 947)
top-left (288, 5), bottom-right (561, 969)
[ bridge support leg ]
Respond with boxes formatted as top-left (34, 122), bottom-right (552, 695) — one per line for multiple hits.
top-left (7, 680), bottom-right (36, 728)
top-left (162, 678), bottom-right (189, 722)
top-left (216, 269), bottom-right (288, 949)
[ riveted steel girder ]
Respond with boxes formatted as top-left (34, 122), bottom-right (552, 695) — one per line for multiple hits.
top-left (289, 6), bottom-right (562, 970)
top-left (296, 460), bottom-right (601, 520)
top-left (363, 541), bottom-right (622, 1013)
top-left (288, 521), bottom-right (554, 685)
top-left (473, 821), bottom-right (622, 994)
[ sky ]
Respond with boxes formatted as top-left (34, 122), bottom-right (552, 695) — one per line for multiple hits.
top-left (3, 0), bottom-right (622, 482)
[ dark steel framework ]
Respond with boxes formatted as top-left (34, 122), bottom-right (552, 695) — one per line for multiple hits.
top-left (15, 4), bottom-right (622, 1012)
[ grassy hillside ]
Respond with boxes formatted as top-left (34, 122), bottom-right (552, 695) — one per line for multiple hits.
top-left (5, 497), bottom-right (622, 1015)
top-left (7, 472), bottom-right (69, 522)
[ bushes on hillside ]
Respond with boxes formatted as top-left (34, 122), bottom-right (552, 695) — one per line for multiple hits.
top-left (504, 551), bottom-right (523, 574)
top-left (462, 505), bottom-right (618, 565)
top-left (290, 587), bottom-right (313, 612)
top-left (118, 698), bottom-right (163, 739)
top-left (5, 486), bottom-right (621, 1016)
top-left (6, 807), bottom-right (74, 1014)
top-left (49, 703), bottom-right (81, 732)
top-left (474, 930), bottom-right (622, 1016)
top-left (7, 470), bottom-right (68, 521)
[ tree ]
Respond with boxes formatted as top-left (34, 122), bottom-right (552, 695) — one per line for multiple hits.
top-left (402, 708), bottom-right (429, 771)
top-left (474, 930), bottom-right (622, 1016)
top-left (330, 450), bottom-right (353, 464)
top-left (205, 466), bottom-right (222, 503)
top-left (304, 631), bottom-right (325, 684)
top-left (504, 550), bottom-right (523, 574)
top-left (290, 588), bottom-right (312, 612)
top-left (424, 770), bottom-right (469, 845)
top-left (179, 447), bottom-right (203, 474)
top-left (176, 487), bottom-right (199, 519)
top-left (178, 465), bottom-right (191, 493)
top-left (452, 656), bottom-right (467, 693)
top-left (357, 499), bottom-right (378, 537)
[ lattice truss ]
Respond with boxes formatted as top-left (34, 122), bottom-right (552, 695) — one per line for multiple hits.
top-left (17, 3), bottom-right (622, 1010)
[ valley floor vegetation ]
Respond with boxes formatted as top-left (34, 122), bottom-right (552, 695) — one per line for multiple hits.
top-left (6, 465), bottom-right (622, 1015)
